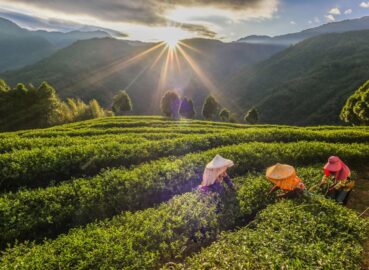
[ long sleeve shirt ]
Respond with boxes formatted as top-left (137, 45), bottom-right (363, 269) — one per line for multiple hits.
top-left (198, 176), bottom-right (234, 193)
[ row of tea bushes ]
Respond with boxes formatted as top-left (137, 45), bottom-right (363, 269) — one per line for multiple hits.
top-left (2, 126), bottom-right (369, 191)
top-left (1, 141), bottom-right (368, 247)
top-left (175, 197), bottom-right (368, 270)
top-left (0, 172), bottom-right (276, 269)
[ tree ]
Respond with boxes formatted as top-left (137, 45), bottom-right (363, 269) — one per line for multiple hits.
top-left (340, 80), bottom-right (369, 125)
top-left (0, 80), bottom-right (113, 131)
top-left (219, 108), bottom-right (230, 122)
top-left (229, 113), bottom-right (239, 123)
top-left (244, 107), bottom-right (259, 124)
top-left (112, 90), bottom-right (133, 115)
top-left (34, 82), bottom-right (61, 127)
top-left (60, 98), bottom-right (110, 123)
top-left (0, 81), bottom-right (62, 131)
top-left (179, 98), bottom-right (196, 119)
top-left (202, 95), bottom-right (219, 120)
top-left (0, 80), bottom-right (10, 91)
top-left (160, 91), bottom-right (181, 118)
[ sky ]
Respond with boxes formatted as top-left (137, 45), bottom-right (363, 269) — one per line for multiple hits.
top-left (1, 0), bottom-right (369, 42)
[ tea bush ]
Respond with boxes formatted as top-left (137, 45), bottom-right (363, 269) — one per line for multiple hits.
top-left (0, 141), bottom-right (368, 247)
top-left (176, 197), bottom-right (369, 270)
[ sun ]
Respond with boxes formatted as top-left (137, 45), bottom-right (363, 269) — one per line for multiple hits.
top-left (165, 37), bottom-right (180, 49)
top-left (159, 26), bottom-right (189, 49)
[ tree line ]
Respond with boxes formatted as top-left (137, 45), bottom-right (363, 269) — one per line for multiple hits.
top-left (159, 90), bottom-right (259, 124)
top-left (0, 80), bottom-right (123, 132)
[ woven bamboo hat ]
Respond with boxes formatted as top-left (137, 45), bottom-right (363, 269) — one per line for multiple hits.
top-left (266, 163), bottom-right (302, 191)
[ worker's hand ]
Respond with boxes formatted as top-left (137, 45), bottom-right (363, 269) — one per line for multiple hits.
top-left (334, 180), bottom-right (346, 190)
top-left (320, 175), bottom-right (328, 186)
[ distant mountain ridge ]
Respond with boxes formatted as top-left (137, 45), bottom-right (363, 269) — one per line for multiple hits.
top-left (238, 16), bottom-right (369, 45)
top-left (229, 30), bottom-right (369, 125)
top-left (0, 17), bottom-right (114, 72)
top-left (0, 37), bottom-right (284, 115)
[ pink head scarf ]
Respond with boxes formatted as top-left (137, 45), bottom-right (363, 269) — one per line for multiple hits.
top-left (324, 156), bottom-right (350, 180)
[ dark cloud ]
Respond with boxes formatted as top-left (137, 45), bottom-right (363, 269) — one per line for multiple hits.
top-left (0, 8), bottom-right (128, 36)
top-left (4, 0), bottom-right (274, 37)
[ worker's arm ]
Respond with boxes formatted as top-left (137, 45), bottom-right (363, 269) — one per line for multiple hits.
top-left (223, 175), bottom-right (235, 190)
top-left (334, 179), bottom-right (347, 190)
top-left (320, 174), bottom-right (329, 185)
top-left (269, 185), bottom-right (280, 194)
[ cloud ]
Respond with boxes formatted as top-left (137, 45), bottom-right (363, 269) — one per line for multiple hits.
top-left (328, 8), bottom-right (341, 15)
top-left (0, 0), bottom-right (279, 37)
top-left (308, 20), bottom-right (313, 24)
top-left (290, 21), bottom-right (296, 25)
top-left (344, 9), bottom-right (353, 14)
top-left (0, 8), bottom-right (128, 36)
top-left (325, 14), bottom-right (336, 22)
top-left (314, 17), bottom-right (320, 23)
top-left (360, 1), bottom-right (369, 8)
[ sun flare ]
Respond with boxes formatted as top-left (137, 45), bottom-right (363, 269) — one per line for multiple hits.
top-left (164, 37), bottom-right (180, 49)
top-left (159, 27), bottom-right (189, 49)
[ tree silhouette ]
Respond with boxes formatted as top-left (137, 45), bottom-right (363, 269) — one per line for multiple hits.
top-left (179, 98), bottom-right (196, 118)
top-left (219, 108), bottom-right (230, 121)
top-left (160, 91), bottom-right (181, 118)
top-left (244, 107), bottom-right (259, 124)
top-left (112, 90), bottom-right (133, 115)
top-left (202, 95), bottom-right (219, 120)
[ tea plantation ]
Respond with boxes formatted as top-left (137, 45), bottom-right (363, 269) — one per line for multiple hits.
top-left (0, 116), bottom-right (368, 269)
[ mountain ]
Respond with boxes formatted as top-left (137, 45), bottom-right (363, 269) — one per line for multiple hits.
top-left (0, 18), bottom-right (56, 72)
top-left (238, 16), bottom-right (369, 46)
top-left (227, 30), bottom-right (369, 125)
top-left (0, 37), bottom-right (284, 115)
top-left (32, 30), bottom-right (111, 48)
top-left (77, 25), bottom-right (127, 38)
top-left (0, 17), bottom-right (113, 72)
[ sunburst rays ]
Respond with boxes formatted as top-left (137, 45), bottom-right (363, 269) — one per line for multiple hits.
top-left (61, 31), bottom-right (239, 114)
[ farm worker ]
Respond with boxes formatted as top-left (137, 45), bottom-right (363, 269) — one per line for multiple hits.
top-left (198, 154), bottom-right (235, 193)
top-left (320, 156), bottom-right (354, 204)
top-left (266, 163), bottom-right (307, 199)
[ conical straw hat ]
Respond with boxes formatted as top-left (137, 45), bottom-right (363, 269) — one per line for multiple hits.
top-left (266, 163), bottom-right (301, 191)
top-left (205, 154), bottom-right (234, 169)
top-left (266, 163), bottom-right (295, 180)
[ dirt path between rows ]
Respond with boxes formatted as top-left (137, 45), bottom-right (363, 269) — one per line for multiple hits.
top-left (346, 169), bottom-right (369, 270)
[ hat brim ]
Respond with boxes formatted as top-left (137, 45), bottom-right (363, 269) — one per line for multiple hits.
top-left (206, 159), bottom-right (234, 169)
top-left (324, 162), bottom-right (342, 172)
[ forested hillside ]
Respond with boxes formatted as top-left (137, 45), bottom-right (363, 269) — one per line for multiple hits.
top-left (0, 18), bottom-right (55, 72)
top-left (238, 16), bottom-right (369, 46)
top-left (0, 17), bottom-right (112, 72)
top-left (1, 38), bottom-right (284, 114)
top-left (228, 30), bottom-right (369, 125)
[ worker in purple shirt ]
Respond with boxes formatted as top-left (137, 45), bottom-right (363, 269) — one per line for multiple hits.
top-left (198, 154), bottom-right (235, 193)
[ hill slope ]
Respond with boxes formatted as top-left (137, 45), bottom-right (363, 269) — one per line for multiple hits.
top-left (0, 17), bottom-right (112, 72)
top-left (239, 16), bottom-right (369, 46)
top-left (0, 18), bottom-right (56, 72)
top-left (228, 30), bottom-right (369, 125)
top-left (1, 38), bottom-right (284, 114)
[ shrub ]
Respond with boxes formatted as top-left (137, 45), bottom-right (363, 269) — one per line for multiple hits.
top-left (178, 197), bottom-right (369, 269)
top-left (1, 141), bottom-right (369, 247)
